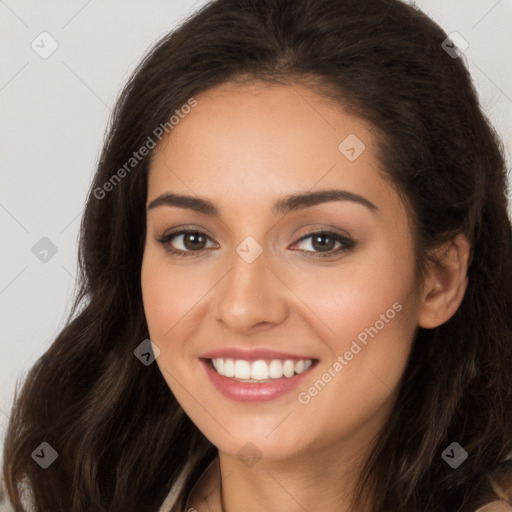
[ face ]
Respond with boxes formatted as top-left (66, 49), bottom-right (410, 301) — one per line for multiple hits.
top-left (141, 80), bottom-right (423, 464)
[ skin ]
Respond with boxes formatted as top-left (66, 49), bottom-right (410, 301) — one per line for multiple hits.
top-left (141, 80), bottom-right (470, 511)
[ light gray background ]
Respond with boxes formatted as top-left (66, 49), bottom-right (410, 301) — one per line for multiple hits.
top-left (1, 0), bottom-right (511, 463)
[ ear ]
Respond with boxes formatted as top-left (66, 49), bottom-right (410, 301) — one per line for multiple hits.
top-left (417, 233), bottom-right (471, 329)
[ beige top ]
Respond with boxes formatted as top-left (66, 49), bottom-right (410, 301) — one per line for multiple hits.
top-left (159, 455), bottom-right (222, 512)
top-left (475, 502), bottom-right (512, 512)
top-left (1, 458), bottom-right (511, 511)
top-left (1, 467), bottom-right (511, 511)
top-left (158, 455), bottom-right (512, 512)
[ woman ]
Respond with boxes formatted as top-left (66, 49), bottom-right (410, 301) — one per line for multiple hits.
top-left (2, 0), bottom-right (512, 510)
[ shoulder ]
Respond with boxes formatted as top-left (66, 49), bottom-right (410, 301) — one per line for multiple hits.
top-left (474, 500), bottom-right (512, 512)
top-left (158, 458), bottom-right (196, 512)
top-left (160, 454), bottom-right (219, 512)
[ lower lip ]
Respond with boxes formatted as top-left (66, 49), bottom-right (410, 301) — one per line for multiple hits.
top-left (200, 359), bottom-right (317, 402)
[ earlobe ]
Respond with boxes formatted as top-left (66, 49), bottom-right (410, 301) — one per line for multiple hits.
top-left (417, 233), bottom-right (471, 329)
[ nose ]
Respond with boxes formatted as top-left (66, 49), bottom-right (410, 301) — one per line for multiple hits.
top-left (214, 245), bottom-right (290, 334)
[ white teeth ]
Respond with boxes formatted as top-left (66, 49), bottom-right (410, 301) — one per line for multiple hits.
top-left (268, 360), bottom-right (283, 379)
top-left (251, 360), bottom-right (269, 380)
top-left (234, 360), bottom-right (251, 379)
top-left (223, 359), bottom-right (235, 378)
top-left (283, 360), bottom-right (295, 378)
top-left (295, 360), bottom-right (305, 374)
top-left (210, 357), bottom-right (314, 381)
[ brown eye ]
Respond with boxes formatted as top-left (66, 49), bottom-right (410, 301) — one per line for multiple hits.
top-left (156, 230), bottom-right (216, 256)
top-left (310, 233), bottom-right (337, 252)
top-left (181, 232), bottom-right (207, 250)
top-left (292, 231), bottom-right (356, 258)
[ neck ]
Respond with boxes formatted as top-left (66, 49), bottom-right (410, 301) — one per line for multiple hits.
top-left (218, 435), bottom-right (375, 512)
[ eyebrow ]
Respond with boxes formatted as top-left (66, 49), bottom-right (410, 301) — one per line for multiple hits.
top-left (147, 189), bottom-right (378, 216)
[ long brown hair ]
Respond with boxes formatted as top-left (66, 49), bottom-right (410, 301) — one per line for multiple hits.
top-left (3, 0), bottom-right (512, 510)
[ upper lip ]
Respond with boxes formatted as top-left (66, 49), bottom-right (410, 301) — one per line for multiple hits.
top-left (199, 347), bottom-right (317, 361)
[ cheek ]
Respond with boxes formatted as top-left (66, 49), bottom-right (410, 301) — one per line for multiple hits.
top-left (287, 258), bottom-right (418, 446)
top-left (290, 237), bottom-right (417, 349)
top-left (141, 258), bottom-right (174, 339)
top-left (141, 254), bottom-right (203, 340)
top-left (288, 236), bottom-right (419, 410)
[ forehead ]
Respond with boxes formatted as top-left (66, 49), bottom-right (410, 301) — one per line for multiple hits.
top-left (147, 80), bottom-right (397, 216)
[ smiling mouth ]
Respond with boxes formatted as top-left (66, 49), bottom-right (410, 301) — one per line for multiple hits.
top-left (204, 357), bottom-right (317, 382)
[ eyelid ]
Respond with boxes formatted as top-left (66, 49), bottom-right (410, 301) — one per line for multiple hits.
top-left (156, 224), bottom-right (216, 242)
top-left (290, 229), bottom-right (355, 256)
top-left (293, 225), bottom-right (354, 243)
top-left (172, 231), bottom-right (217, 246)
top-left (156, 227), bottom-right (218, 254)
top-left (155, 226), bottom-right (356, 258)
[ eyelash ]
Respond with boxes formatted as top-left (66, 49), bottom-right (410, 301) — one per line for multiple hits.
top-left (155, 229), bottom-right (356, 259)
